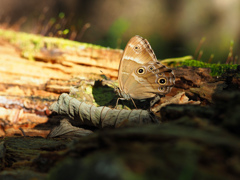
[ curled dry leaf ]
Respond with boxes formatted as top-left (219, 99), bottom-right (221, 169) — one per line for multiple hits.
top-left (151, 92), bottom-right (200, 114)
top-left (49, 93), bottom-right (158, 129)
top-left (47, 118), bottom-right (93, 138)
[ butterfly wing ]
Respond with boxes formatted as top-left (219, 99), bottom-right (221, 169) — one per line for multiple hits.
top-left (118, 35), bottom-right (157, 91)
top-left (123, 61), bottom-right (175, 99)
top-left (118, 35), bottom-right (175, 100)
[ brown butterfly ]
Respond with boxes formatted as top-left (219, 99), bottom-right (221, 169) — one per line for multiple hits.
top-left (115, 35), bottom-right (175, 108)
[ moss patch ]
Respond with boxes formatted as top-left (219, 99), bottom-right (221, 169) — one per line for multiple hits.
top-left (0, 29), bottom-right (108, 60)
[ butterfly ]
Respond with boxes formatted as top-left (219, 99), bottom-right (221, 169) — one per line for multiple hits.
top-left (115, 35), bottom-right (175, 108)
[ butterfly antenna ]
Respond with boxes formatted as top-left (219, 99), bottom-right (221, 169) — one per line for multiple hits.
top-left (100, 70), bottom-right (108, 80)
top-left (100, 70), bottom-right (118, 89)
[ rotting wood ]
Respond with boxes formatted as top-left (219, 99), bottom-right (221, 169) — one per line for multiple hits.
top-left (173, 66), bottom-right (212, 89)
top-left (0, 40), bottom-right (121, 86)
top-left (190, 81), bottom-right (227, 103)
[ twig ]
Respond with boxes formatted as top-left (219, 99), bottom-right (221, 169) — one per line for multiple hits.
top-left (194, 37), bottom-right (206, 59)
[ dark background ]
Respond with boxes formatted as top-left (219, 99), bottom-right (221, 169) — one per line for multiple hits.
top-left (0, 0), bottom-right (239, 63)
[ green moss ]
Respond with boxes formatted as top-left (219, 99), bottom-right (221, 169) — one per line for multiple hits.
top-left (179, 60), bottom-right (239, 76)
top-left (0, 29), bottom-right (108, 60)
top-left (92, 84), bottom-right (116, 106)
top-left (161, 56), bottom-right (193, 67)
top-left (161, 57), bottom-right (239, 76)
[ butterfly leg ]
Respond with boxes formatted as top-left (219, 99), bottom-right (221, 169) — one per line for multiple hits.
top-left (130, 98), bottom-right (138, 109)
top-left (115, 98), bottom-right (137, 109)
top-left (115, 98), bottom-right (120, 108)
top-left (115, 98), bottom-right (125, 108)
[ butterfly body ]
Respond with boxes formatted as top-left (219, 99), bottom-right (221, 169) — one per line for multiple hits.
top-left (117, 35), bottom-right (175, 103)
